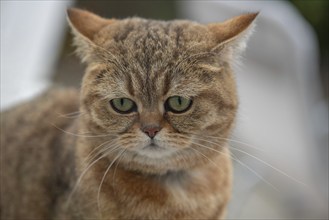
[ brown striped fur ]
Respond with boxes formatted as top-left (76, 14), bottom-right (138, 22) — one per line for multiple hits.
top-left (0, 8), bottom-right (257, 219)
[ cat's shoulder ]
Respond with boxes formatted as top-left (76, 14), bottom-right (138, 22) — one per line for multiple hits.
top-left (1, 87), bottom-right (80, 136)
top-left (2, 87), bottom-right (79, 117)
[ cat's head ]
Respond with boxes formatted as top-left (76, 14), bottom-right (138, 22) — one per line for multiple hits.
top-left (68, 8), bottom-right (257, 174)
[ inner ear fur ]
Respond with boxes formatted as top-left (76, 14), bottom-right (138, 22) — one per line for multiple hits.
top-left (67, 8), bottom-right (115, 41)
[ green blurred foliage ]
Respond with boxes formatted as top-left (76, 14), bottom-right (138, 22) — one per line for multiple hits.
top-left (290, 0), bottom-right (328, 96)
top-left (290, 0), bottom-right (328, 59)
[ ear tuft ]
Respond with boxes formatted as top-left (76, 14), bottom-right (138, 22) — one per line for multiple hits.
top-left (67, 8), bottom-right (116, 63)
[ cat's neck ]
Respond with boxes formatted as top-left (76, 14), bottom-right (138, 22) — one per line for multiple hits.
top-left (71, 135), bottom-right (231, 218)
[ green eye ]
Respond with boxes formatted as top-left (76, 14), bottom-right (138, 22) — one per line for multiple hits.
top-left (110, 98), bottom-right (137, 114)
top-left (165, 96), bottom-right (192, 113)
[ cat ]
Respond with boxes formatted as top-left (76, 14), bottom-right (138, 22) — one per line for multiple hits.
top-left (0, 8), bottom-right (257, 219)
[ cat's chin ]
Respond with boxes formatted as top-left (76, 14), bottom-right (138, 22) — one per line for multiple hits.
top-left (138, 143), bottom-right (178, 159)
top-left (118, 149), bottom-right (186, 175)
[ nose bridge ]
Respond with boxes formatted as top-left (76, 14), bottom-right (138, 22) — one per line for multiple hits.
top-left (140, 110), bottom-right (163, 138)
top-left (140, 110), bottom-right (162, 127)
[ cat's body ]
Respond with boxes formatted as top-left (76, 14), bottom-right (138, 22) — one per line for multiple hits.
top-left (1, 9), bottom-right (256, 219)
top-left (1, 89), bottom-right (78, 218)
top-left (1, 89), bottom-right (231, 219)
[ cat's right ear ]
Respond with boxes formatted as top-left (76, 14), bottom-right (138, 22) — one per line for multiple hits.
top-left (207, 13), bottom-right (258, 62)
top-left (67, 8), bottom-right (115, 62)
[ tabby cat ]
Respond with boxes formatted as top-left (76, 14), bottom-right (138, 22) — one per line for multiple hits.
top-left (0, 8), bottom-right (257, 219)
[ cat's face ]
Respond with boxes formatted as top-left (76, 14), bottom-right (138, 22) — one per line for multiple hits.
top-left (68, 9), bottom-right (256, 174)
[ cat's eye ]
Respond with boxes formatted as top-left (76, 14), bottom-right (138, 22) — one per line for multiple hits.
top-left (110, 98), bottom-right (137, 114)
top-left (165, 96), bottom-right (192, 113)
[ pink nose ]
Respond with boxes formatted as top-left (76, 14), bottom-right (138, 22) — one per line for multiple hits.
top-left (142, 125), bottom-right (161, 138)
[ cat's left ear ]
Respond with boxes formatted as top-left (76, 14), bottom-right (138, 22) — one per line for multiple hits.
top-left (67, 8), bottom-right (115, 41)
top-left (207, 13), bottom-right (258, 59)
top-left (67, 8), bottom-right (116, 62)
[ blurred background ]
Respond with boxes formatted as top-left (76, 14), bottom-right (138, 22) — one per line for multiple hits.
top-left (1, 1), bottom-right (328, 219)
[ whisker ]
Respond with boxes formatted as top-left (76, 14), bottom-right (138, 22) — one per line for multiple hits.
top-left (82, 143), bottom-right (121, 169)
top-left (229, 146), bottom-right (308, 187)
top-left (83, 139), bottom-right (117, 165)
top-left (97, 148), bottom-right (126, 218)
top-left (192, 135), bottom-right (307, 187)
top-left (230, 151), bottom-right (279, 191)
top-left (189, 146), bottom-right (225, 174)
top-left (175, 151), bottom-right (190, 170)
top-left (56, 111), bottom-right (85, 119)
top-left (112, 149), bottom-right (127, 188)
top-left (190, 140), bottom-right (279, 191)
top-left (189, 140), bottom-right (231, 160)
top-left (189, 132), bottom-right (264, 152)
top-left (65, 146), bottom-right (121, 208)
top-left (50, 123), bottom-right (118, 138)
top-left (66, 153), bottom-right (105, 208)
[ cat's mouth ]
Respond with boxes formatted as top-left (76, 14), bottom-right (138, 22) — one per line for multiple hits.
top-left (143, 142), bottom-right (162, 150)
top-left (133, 139), bottom-right (177, 159)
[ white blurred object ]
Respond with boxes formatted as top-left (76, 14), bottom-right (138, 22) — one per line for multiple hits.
top-left (0, 0), bottom-right (73, 110)
top-left (178, 1), bottom-right (328, 219)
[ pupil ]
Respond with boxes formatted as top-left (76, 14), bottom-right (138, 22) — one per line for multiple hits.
top-left (178, 97), bottom-right (182, 105)
top-left (120, 99), bottom-right (124, 106)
